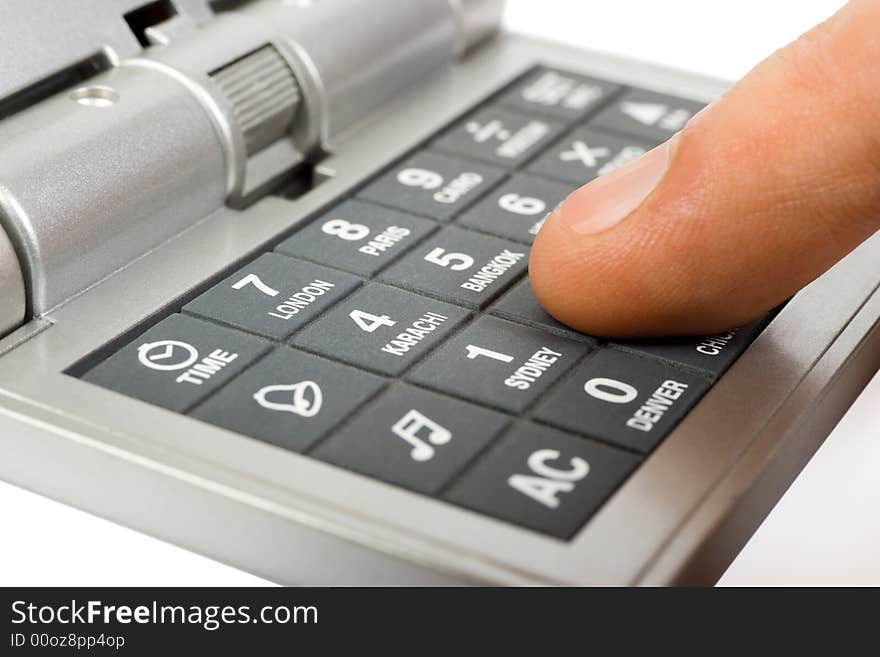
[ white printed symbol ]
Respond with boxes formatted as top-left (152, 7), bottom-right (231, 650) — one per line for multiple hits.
top-left (137, 340), bottom-right (199, 371)
top-left (391, 409), bottom-right (452, 462)
top-left (559, 140), bottom-right (611, 168)
top-left (231, 273), bottom-right (279, 297)
top-left (621, 101), bottom-right (669, 126)
top-left (465, 345), bottom-right (514, 363)
top-left (466, 119), bottom-right (511, 143)
top-left (253, 381), bottom-right (323, 417)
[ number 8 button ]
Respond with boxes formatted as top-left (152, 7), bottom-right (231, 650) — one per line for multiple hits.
top-left (276, 200), bottom-right (436, 277)
top-left (535, 349), bottom-right (711, 453)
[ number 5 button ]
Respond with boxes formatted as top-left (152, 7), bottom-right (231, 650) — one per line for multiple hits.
top-left (457, 173), bottom-right (575, 244)
top-left (380, 226), bottom-right (529, 308)
top-left (535, 349), bottom-right (711, 453)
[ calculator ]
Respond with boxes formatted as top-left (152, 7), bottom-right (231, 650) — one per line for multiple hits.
top-left (1, 0), bottom-right (879, 585)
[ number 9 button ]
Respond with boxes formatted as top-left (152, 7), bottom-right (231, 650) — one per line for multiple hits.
top-left (457, 173), bottom-right (575, 244)
top-left (293, 283), bottom-right (470, 376)
top-left (535, 349), bottom-right (711, 454)
top-left (276, 200), bottom-right (436, 277)
top-left (358, 151), bottom-right (506, 222)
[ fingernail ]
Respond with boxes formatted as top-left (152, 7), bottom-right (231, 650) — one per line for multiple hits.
top-left (547, 135), bottom-right (678, 236)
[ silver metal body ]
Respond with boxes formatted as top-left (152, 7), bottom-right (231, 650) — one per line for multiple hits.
top-left (0, 2), bottom-right (878, 585)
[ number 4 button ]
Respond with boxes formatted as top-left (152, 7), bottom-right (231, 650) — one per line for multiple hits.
top-left (292, 284), bottom-right (470, 376)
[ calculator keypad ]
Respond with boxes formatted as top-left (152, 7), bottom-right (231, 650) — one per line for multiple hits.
top-left (79, 66), bottom-right (759, 540)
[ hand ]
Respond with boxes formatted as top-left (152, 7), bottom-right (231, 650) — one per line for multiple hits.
top-left (529, 0), bottom-right (880, 338)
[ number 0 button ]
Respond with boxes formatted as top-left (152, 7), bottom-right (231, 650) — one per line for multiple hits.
top-left (445, 423), bottom-right (640, 538)
top-left (292, 284), bottom-right (470, 376)
top-left (535, 349), bottom-right (711, 453)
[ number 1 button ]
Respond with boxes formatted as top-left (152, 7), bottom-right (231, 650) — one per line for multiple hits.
top-left (408, 316), bottom-right (590, 414)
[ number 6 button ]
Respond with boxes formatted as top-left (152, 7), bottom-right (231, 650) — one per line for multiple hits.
top-left (457, 173), bottom-right (575, 244)
top-left (535, 349), bottom-right (711, 454)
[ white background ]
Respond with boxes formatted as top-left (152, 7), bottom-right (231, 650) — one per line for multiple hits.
top-left (4, 0), bottom-right (879, 586)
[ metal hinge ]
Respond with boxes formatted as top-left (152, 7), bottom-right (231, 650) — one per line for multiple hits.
top-left (0, 0), bottom-right (504, 339)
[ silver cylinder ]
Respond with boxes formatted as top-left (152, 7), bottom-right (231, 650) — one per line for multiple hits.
top-left (0, 224), bottom-right (25, 336)
top-left (0, 65), bottom-right (227, 315)
top-left (0, 0), bottom-right (504, 325)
